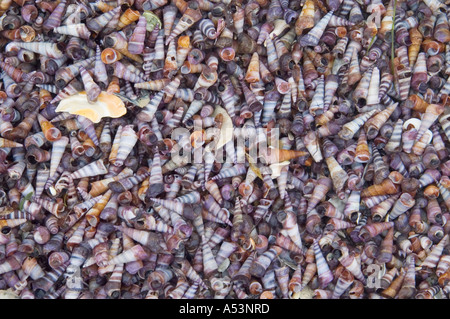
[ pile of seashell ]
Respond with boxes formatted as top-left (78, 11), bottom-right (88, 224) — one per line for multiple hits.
top-left (0, 0), bottom-right (449, 300)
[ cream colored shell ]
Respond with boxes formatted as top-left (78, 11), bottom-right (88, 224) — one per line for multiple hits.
top-left (55, 91), bottom-right (126, 123)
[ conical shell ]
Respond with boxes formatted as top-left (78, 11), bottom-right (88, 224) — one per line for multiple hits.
top-left (300, 11), bottom-right (334, 47)
top-left (70, 159), bottom-right (108, 180)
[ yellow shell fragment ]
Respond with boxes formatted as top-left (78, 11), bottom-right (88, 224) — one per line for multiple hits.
top-left (212, 106), bottom-right (233, 151)
top-left (55, 91), bottom-right (126, 123)
top-left (143, 11), bottom-right (162, 32)
top-left (248, 157), bottom-right (263, 180)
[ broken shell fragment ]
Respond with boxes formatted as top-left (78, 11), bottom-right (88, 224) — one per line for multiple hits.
top-left (55, 92), bottom-right (126, 123)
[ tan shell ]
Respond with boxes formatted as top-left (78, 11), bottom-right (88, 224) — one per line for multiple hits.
top-left (212, 106), bottom-right (233, 150)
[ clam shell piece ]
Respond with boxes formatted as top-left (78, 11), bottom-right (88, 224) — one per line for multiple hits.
top-left (55, 92), bottom-right (126, 123)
